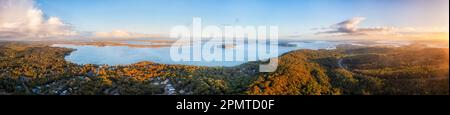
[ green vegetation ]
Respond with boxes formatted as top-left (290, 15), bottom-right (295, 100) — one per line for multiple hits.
top-left (246, 44), bottom-right (449, 95)
top-left (0, 42), bottom-right (258, 95)
top-left (341, 45), bottom-right (449, 94)
top-left (0, 42), bottom-right (448, 95)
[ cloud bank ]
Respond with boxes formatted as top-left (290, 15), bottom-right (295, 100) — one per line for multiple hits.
top-left (0, 0), bottom-right (163, 40)
top-left (0, 0), bottom-right (77, 40)
top-left (317, 17), bottom-right (393, 35)
top-left (314, 17), bottom-right (448, 42)
top-left (91, 30), bottom-right (164, 39)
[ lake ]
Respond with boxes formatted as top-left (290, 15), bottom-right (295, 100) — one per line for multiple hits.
top-left (51, 41), bottom-right (345, 67)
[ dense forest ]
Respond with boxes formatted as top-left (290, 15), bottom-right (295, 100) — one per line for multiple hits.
top-left (246, 44), bottom-right (449, 95)
top-left (0, 42), bottom-right (448, 95)
top-left (0, 42), bottom-right (259, 95)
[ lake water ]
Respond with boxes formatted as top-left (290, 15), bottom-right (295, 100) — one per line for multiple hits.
top-left (51, 41), bottom-right (343, 67)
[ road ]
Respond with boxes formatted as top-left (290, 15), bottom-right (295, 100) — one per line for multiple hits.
top-left (337, 58), bottom-right (346, 70)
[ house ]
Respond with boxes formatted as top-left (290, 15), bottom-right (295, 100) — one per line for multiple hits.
top-left (164, 84), bottom-right (176, 95)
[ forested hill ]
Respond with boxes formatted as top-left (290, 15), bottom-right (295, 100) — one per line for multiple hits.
top-left (246, 44), bottom-right (449, 95)
top-left (1, 42), bottom-right (448, 95)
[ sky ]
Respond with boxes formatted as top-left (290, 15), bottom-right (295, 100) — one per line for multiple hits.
top-left (0, 0), bottom-right (449, 40)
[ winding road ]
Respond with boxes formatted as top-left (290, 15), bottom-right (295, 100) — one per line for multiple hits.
top-left (337, 58), bottom-right (347, 70)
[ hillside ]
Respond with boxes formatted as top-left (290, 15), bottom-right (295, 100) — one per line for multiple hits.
top-left (0, 42), bottom-right (448, 95)
top-left (246, 44), bottom-right (449, 95)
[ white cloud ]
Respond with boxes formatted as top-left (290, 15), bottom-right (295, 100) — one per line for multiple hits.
top-left (0, 0), bottom-right (77, 40)
top-left (333, 17), bottom-right (366, 33)
top-left (316, 17), bottom-right (449, 35)
top-left (312, 17), bottom-right (449, 42)
top-left (92, 30), bottom-right (163, 39)
top-left (317, 17), bottom-right (394, 35)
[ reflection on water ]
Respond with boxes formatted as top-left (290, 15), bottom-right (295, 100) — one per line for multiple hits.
top-left (51, 41), bottom-right (343, 67)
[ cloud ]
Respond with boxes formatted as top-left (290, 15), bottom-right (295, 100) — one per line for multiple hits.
top-left (317, 17), bottom-right (393, 35)
top-left (0, 0), bottom-right (162, 40)
top-left (311, 17), bottom-right (449, 43)
top-left (91, 30), bottom-right (163, 39)
top-left (0, 0), bottom-right (77, 40)
top-left (333, 17), bottom-right (366, 33)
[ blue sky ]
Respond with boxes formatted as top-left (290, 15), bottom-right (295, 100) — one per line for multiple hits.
top-left (30, 0), bottom-right (450, 37)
